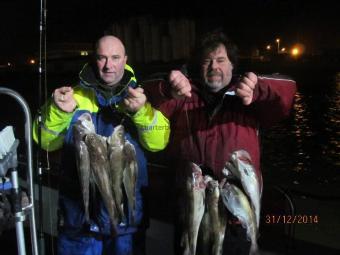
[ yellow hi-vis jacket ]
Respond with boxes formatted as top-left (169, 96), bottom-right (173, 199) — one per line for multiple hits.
top-left (33, 64), bottom-right (170, 152)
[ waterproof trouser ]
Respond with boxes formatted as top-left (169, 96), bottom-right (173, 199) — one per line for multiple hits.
top-left (58, 232), bottom-right (134, 255)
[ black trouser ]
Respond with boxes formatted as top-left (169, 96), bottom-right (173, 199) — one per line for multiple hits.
top-left (173, 218), bottom-right (251, 255)
top-left (223, 223), bottom-right (251, 255)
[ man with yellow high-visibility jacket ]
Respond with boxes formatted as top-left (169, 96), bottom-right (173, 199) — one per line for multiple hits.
top-left (33, 35), bottom-right (170, 255)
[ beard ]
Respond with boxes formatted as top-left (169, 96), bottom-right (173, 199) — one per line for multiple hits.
top-left (204, 71), bottom-right (224, 91)
top-left (206, 80), bottom-right (223, 89)
top-left (203, 69), bottom-right (234, 92)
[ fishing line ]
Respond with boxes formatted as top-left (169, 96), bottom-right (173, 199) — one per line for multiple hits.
top-left (184, 99), bottom-right (194, 153)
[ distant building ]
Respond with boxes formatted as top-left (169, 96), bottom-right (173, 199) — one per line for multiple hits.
top-left (105, 16), bottom-right (196, 65)
top-left (43, 43), bottom-right (92, 73)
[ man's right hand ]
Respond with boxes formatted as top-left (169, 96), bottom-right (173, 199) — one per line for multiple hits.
top-left (169, 70), bottom-right (192, 99)
top-left (53, 86), bottom-right (77, 113)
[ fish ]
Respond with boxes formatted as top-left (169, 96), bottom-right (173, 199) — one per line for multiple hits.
top-left (197, 177), bottom-right (228, 255)
top-left (107, 125), bottom-right (126, 223)
top-left (73, 112), bottom-right (95, 222)
top-left (197, 205), bottom-right (210, 255)
top-left (84, 133), bottom-right (118, 232)
top-left (196, 175), bottom-right (213, 255)
top-left (181, 162), bottom-right (206, 255)
top-left (122, 139), bottom-right (138, 225)
top-left (220, 182), bottom-right (258, 255)
top-left (206, 179), bottom-right (228, 255)
top-left (224, 150), bottom-right (262, 229)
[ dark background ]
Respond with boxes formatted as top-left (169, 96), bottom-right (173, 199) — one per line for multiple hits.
top-left (0, 1), bottom-right (339, 254)
top-left (1, 0), bottom-right (339, 64)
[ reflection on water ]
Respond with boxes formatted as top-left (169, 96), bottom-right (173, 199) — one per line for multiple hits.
top-left (292, 91), bottom-right (312, 173)
top-left (325, 73), bottom-right (340, 165)
top-left (262, 71), bottom-right (339, 185)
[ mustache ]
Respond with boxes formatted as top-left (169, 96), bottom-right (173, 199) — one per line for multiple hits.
top-left (207, 71), bottom-right (222, 77)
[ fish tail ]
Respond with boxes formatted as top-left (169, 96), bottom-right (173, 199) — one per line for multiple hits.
top-left (249, 241), bottom-right (259, 255)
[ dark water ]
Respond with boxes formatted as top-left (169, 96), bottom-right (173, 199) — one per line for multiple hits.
top-left (1, 65), bottom-right (339, 194)
top-left (261, 70), bottom-right (339, 193)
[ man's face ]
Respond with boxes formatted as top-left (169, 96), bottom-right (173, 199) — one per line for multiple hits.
top-left (95, 36), bottom-right (127, 86)
top-left (201, 44), bottom-right (233, 92)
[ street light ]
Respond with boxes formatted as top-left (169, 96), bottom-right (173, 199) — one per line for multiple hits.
top-left (291, 47), bottom-right (300, 57)
top-left (276, 38), bottom-right (280, 54)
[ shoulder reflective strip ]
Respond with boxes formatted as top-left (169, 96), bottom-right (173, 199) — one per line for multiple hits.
top-left (125, 64), bottom-right (135, 74)
top-left (139, 109), bottom-right (158, 132)
top-left (258, 76), bottom-right (296, 83)
top-left (40, 123), bottom-right (63, 137)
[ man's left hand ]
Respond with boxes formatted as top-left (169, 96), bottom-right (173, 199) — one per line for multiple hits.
top-left (235, 72), bottom-right (258, 105)
top-left (123, 87), bottom-right (146, 113)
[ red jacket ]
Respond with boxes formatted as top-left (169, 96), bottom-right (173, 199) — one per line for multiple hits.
top-left (144, 75), bottom-right (296, 180)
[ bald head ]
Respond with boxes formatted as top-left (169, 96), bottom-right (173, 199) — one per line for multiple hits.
top-left (95, 36), bottom-right (126, 56)
top-left (95, 35), bottom-right (127, 86)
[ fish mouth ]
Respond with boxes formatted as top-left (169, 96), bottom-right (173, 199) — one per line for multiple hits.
top-left (238, 155), bottom-right (252, 165)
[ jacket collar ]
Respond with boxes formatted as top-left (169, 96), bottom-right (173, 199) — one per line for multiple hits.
top-left (79, 63), bottom-right (137, 108)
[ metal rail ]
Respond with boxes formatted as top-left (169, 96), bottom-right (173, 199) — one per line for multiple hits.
top-left (0, 87), bottom-right (39, 255)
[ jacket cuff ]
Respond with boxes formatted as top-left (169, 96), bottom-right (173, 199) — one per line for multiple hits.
top-left (130, 102), bottom-right (150, 120)
top-left (49, 100), bottom-right (75, 120)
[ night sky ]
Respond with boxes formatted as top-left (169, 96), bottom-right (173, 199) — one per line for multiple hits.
top-left (0, 0), bottom-right (339, 64)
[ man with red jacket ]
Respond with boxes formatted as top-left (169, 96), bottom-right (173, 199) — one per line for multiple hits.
top-left (143, 31), bottom-right (296, 254)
